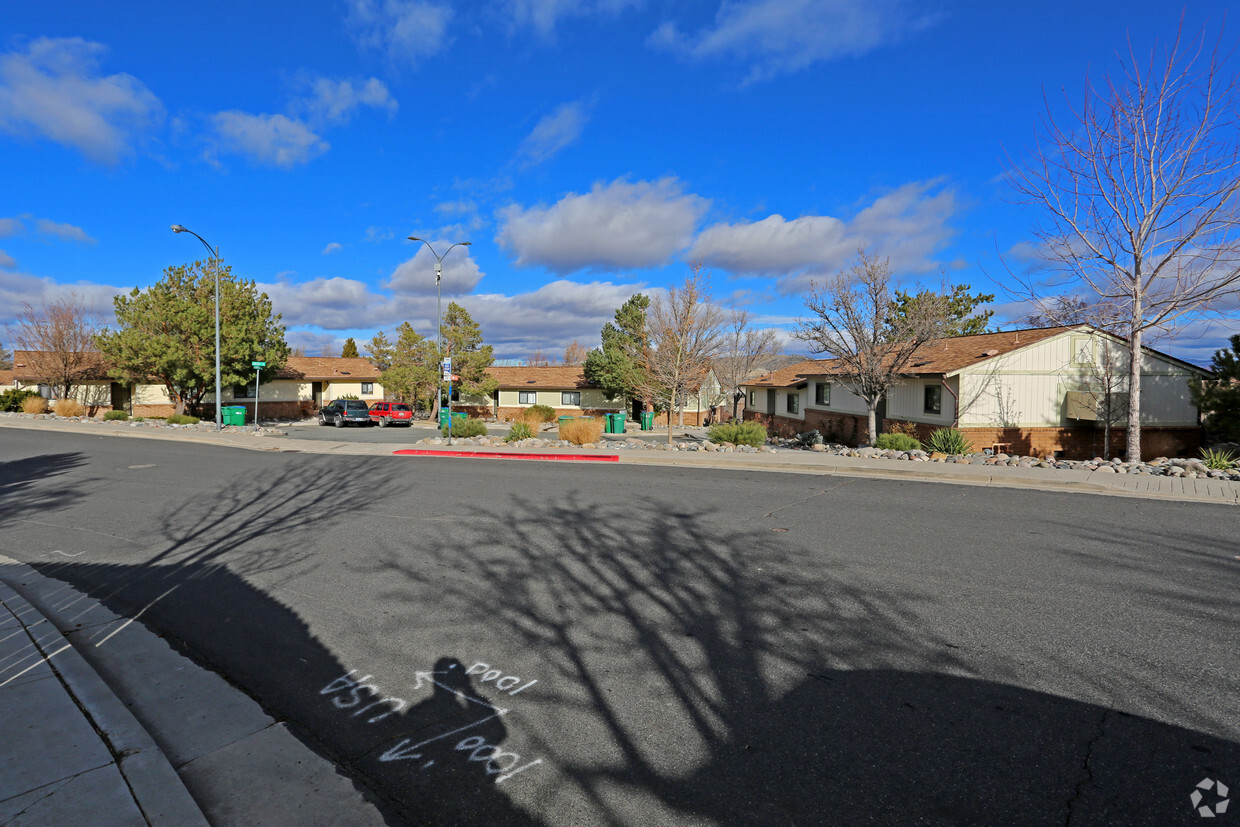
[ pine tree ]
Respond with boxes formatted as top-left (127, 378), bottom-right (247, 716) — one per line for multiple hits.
top-left (341, 337), bottom-right (359, 358)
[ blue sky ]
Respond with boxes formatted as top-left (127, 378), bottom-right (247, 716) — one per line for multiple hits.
top-left (2, 0), bottom-right (1239, 365)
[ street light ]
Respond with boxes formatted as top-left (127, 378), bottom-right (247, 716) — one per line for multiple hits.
top-left (170, 224), bottom-right (223, 432)
top-left (407, 237), bottom-right (470, 444)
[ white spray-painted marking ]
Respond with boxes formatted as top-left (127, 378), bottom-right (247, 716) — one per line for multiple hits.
top-left (465, 661), bottom-right (538, 695)
top-left (49, 550), bottom-right (85, 557)
top-left (322, 661), bottom-right (548, 785)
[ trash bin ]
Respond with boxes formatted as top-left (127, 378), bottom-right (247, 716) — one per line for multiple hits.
top-left (557, 416), bottom-right (575, 425)
top-left (223, 406), bottom-right (246, 426)
top-left (640, 411), bottom-right (654, 431)
top-left (603, 413), bottom-right (614, 434)
top-left (615, 412), bottom-right (627, 433)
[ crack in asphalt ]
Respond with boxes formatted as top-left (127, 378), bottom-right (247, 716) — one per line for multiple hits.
top-left (1065, 708), bottom-right (1110, 826)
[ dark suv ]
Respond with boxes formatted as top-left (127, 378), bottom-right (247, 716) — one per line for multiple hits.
top-left (317, 399), bottom-right (373, 427)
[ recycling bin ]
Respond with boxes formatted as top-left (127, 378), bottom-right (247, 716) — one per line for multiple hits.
top-left (223, 406), bottom-right (246, 426)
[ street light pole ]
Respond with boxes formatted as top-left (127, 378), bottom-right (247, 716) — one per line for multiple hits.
top-left (407, 237), bottom-right (470, 445)
top-left (170, 224), bottom-right (222, 432)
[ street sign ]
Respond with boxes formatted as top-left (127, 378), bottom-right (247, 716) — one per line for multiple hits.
top-left (252, 361), bottom-right (266, 368)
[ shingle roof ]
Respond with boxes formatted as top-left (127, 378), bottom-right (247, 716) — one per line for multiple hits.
top-left (0, 370), bottom-right (15, 386)
top-left (11, 352), bottom-right (380, 382)
top-left (486, 366), bottom-right (594, 389)
top-left (277, 357), bottom-right (380, 380)
top-left (11, 350), bottom-right (111, 381)
top-left (745, 326), bottom-right (1080, 387)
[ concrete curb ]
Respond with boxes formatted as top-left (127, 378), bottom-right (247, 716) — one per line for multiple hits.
top-left (0, 558), bottom-right (209, 827)
top-left (393, 448), bottom-right (619, 461)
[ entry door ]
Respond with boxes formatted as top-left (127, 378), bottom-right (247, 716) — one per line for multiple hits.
top-left (312, 381), bottom-right (323, 407)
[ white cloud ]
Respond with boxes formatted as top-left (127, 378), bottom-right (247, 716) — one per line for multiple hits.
top-left (650, 0), bottom-right (938, 83)
top-left (387, 245), bottom-right (484, 294)
top-left (365, 226), bottom-right (397, 243)
top-left (690, 179), bottom-right (957, 293)
top-left (0, 218), bottom-right (23, 238)
top-left (258, 276), bottom-right (380, 331)
top-left (296, 76), bottom-right (397, 126)
top-left (506, 0), bottom-right (643, 39)
top-left (0, 269), bottom-right (123, 328)
top-left (0, 250), bottom-right (15, 269)
top-left (35, 219), bottom-right (96, 244)
top-left (346, 0), bottom-right (454, 67)
top-left (208, 74), bottom-right (394, 168)
top-left (518, 101), bottom-right (588, 166)
top-left (0, 37), bottom-right (163, 164)
top-left (496, 177), bottom-right (709, 272)
top-left (436, 200), bottom-right (477, 216)
top-left (322, 242), bottom-right (344, 255)
top-left (210, 112), bottom-right (329, 168)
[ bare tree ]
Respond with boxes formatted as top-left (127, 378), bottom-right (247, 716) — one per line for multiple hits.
top-left (1008, 23), bottom-right (1240, 461)
top-left (12, 295), bottom-right (101, 400)
top-left (641, 263), bottom-right (727, 443)
top-left (527, 348), bottom-right (552, 367)
top-left (714, 310), bottom-right (780, 422)
top-left (1026, 297), bottom-right (1131, 459)
top-left (795, 248), bottom-right (951, 444)
top-left (321, 341), bottom-right (340, 358)
top-left (560, 340), bottom-right (589, 366)
top-left (0, 339), bottom-right (11, 369)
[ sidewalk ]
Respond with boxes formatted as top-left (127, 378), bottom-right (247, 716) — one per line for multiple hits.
top-left (3, 416), bottom-right (1238, 505)
top-left (0, 555), bottom-right (389, 826)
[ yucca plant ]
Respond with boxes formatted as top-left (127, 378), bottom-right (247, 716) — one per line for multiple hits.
top-left (925, 427), bottom-right (973, 455)
top-left (1200, 447), bottom-right (1238, 470)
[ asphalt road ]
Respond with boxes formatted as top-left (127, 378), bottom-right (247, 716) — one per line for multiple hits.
top-left (1, 428), bottom-right (1237, 825)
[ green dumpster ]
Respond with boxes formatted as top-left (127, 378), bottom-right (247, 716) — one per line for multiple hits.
top-left (223, 406), bottom-right (246, 426)
top-left (640, 411), bottom-right (654, 430)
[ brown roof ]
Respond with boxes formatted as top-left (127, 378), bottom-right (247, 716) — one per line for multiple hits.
top-left (277, 356), bottom-right (379, 380)
top-left (486, 365), bottom-right (594, 389)
top-left (746, 326), bottom-right (1079, 387)
top-left (12, 350), bottom-right (111, 381)
top-left (0, 369), bottom-right (15, 386)
top-left (12, 352), bottom-right (379, 382)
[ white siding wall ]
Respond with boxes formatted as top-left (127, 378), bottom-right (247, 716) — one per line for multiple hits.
top-left (956, 332), bottom-right (1202, 427)
top-left (885, 377), bottom-right (959, 426)
top-left (802, 378), bottom-right (867, 415)
top-left (776, 388), bottom-right (806, 420)
top-left (496, 388), bottom-right (620, 409)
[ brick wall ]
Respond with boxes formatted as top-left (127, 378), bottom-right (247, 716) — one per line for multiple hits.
top-left (749, 409), bottom-right (1201, 460)
top-left (495, 406), bottom-right (620, 421)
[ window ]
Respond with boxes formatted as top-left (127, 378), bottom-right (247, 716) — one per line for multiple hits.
top-left (361, 382), bottom-right (374, 394)
top-left (787, 392), bottom-right (799, 414)
top-left (924, 383), bottom-right (942, 415)
top-left (519, 390), bottom-right (537, 404)
top-left (1072, 334), bottom-right (1095, 365)
top-left (233, 382), bottom-right (256, 399)
top-left (748, 391), bottom-right (756, 407)
top-left (561, 391), bottom-right (581, 406)
top-left (815, 382), bottom-right (831, 406)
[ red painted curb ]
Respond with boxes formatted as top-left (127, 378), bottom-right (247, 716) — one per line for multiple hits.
top-left (393, 449), bottom-right (618, 462)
